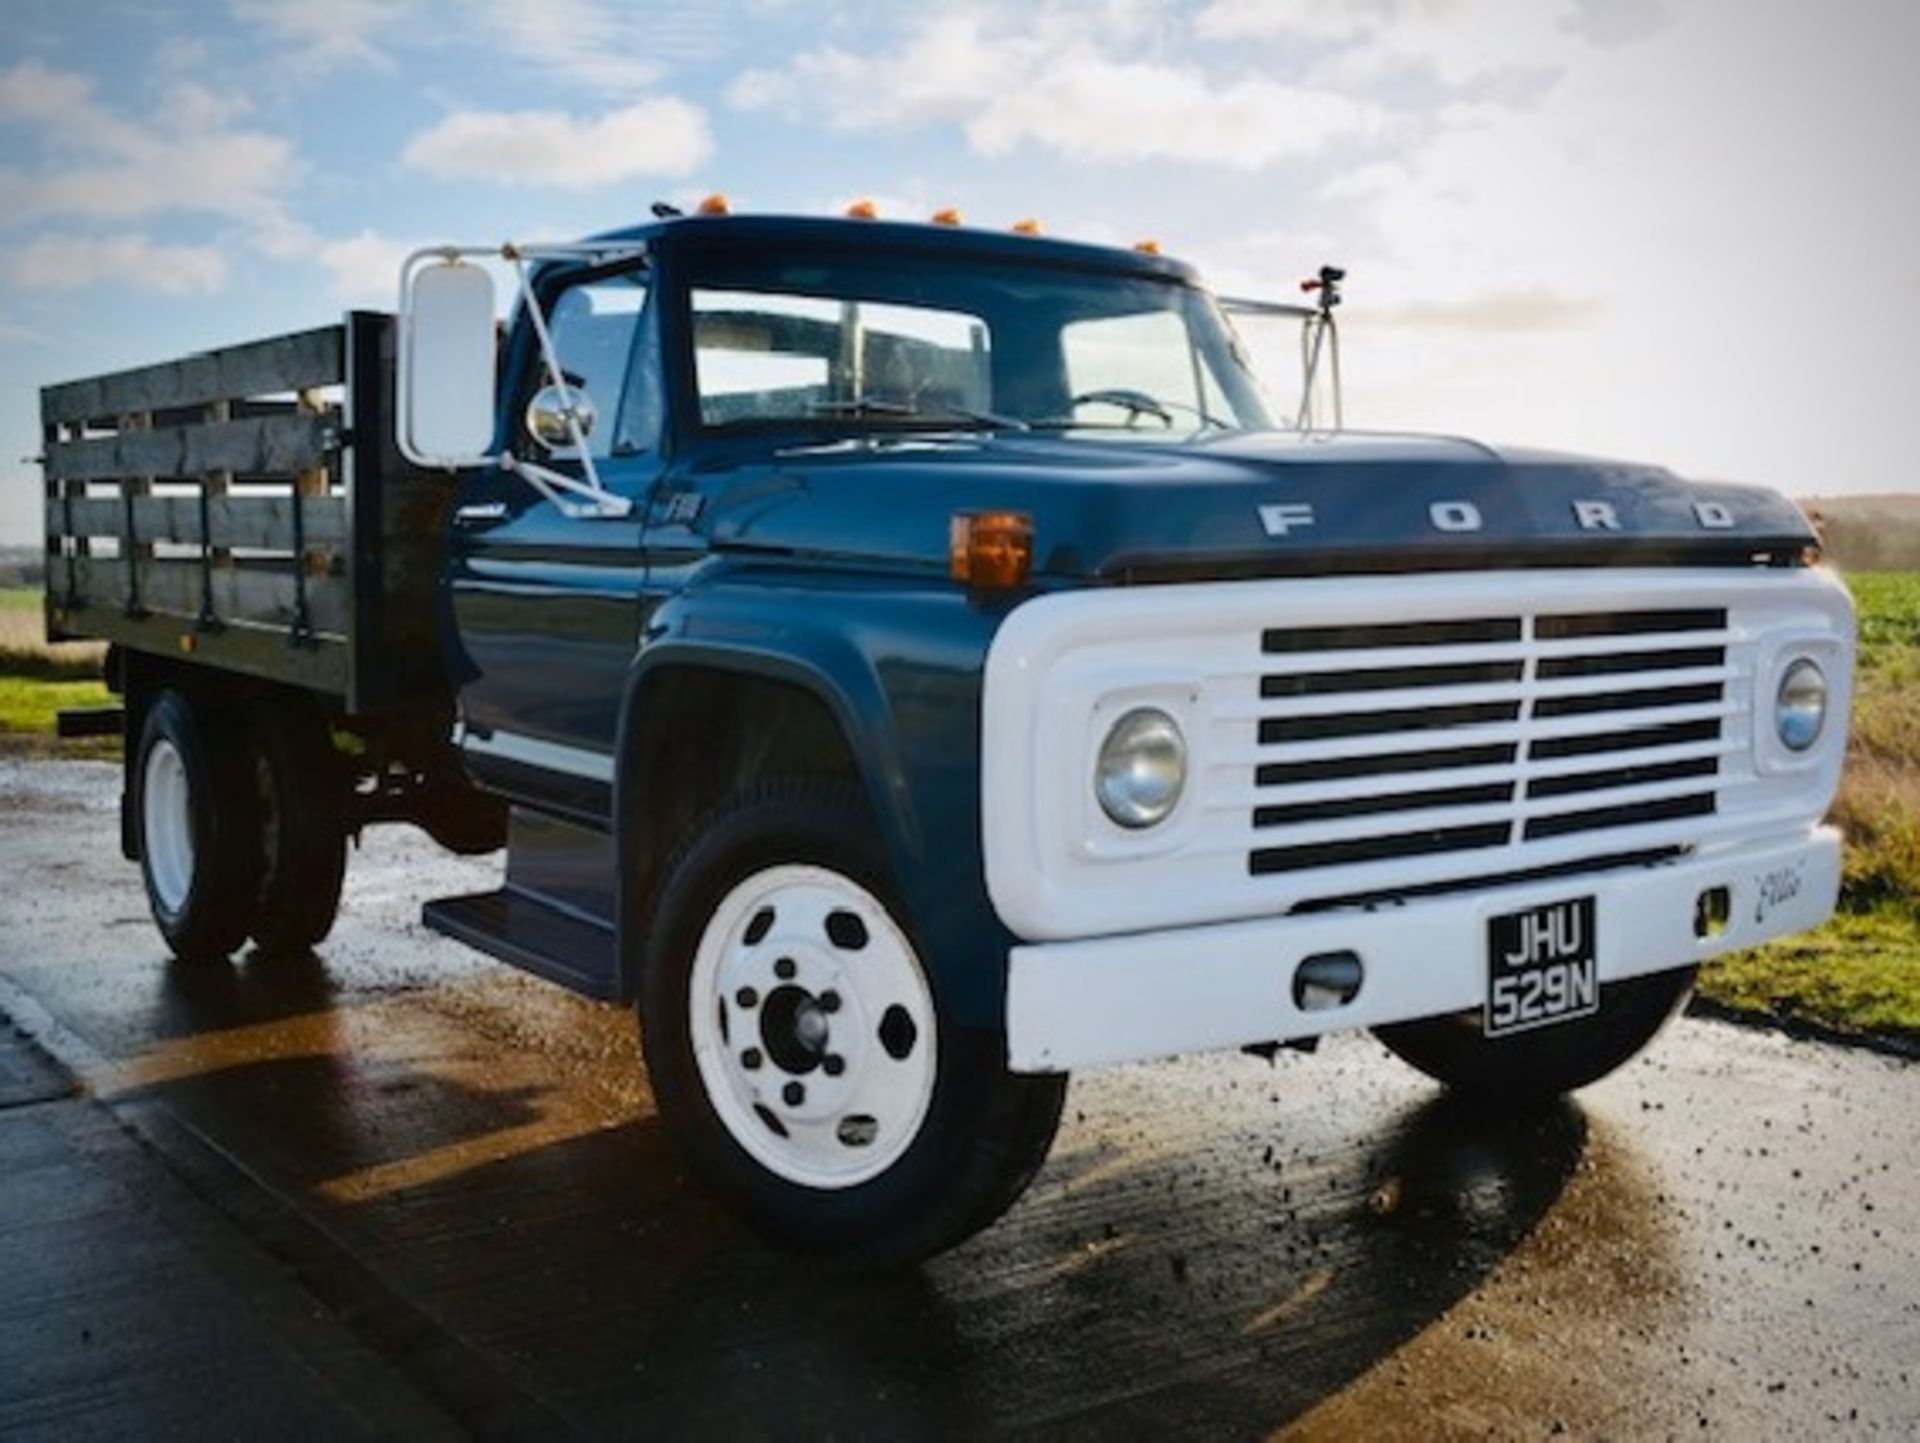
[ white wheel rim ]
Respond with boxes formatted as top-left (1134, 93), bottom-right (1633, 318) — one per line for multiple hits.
top-left (142, 737), bottom-right (194, 915)
top-left (689, 864), bottom-right (938, 1190)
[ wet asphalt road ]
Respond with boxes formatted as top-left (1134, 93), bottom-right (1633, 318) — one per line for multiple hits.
top-left (1, 760), bottom-right (1916, 1439)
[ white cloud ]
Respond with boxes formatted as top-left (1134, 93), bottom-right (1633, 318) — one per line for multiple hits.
top-left (226, 0), bottom-right (412, 70)
top-left (1239, 0), bottom-right (1920, 498)
top-left (0, 62), bottom-right (297, 230)
top-left (10, 234), bottom-right (229, 295)
top-left (314, 230), bottom-right (415, 306)
top-left (729, 9), bottom-right (1380, 168)
top-left (1375, 287), bottom-right (1602, 333)
top-left (1196, 0), bottom-right (1597, 87)
top-left (968, 59), bottom-right (1379, 167)
top-left (0, 59), bottom-right (95, 126)
top-left (469, 0), bottom-right (666, 96)
top-left (402, 98), bottom-right (713, 187)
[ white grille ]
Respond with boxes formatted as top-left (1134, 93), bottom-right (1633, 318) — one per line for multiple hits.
top-left (982, 568), bottom-right (1852, 942)
top-left (1248, 606), bottom-right (1731, 889)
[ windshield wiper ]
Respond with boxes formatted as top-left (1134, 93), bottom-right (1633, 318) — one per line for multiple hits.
top-left (806, 397), bottom-right (1030, 432)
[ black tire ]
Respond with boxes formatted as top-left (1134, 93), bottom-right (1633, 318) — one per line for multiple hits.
top-left (134, 688), bottom-right (259, 962)
top-left (1373, 965), bottom-right (1698, 1100)
top-left (247, 698), bottom-right (347, 955)
top-left (640, 781), bottom-right (1067, 1266)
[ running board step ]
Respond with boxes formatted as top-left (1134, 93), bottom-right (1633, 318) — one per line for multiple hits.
top-left (421, 889), bottom-right (619, 1001)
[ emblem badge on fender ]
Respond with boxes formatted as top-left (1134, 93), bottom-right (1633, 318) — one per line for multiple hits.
top-left (1429, 500), bottom-right (1483, 532)
top-left (1258, 503), bottom-right (1316, 537)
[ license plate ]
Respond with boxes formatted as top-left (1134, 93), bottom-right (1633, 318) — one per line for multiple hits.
top-left (1485, 895), bottom-right (1599, 1037)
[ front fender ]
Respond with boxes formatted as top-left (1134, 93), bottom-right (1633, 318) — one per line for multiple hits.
top-left (614, 570), bottom-right (1018, 1030)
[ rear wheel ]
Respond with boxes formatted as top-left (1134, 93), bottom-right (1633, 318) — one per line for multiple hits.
top-left (247, 698), bottom-right (347, 955)
top-left (641, 783), bottom-right (1066, 1265)
top-left (1372, 965), bottom-right (1698, 1100)
top-left (135, 688), bottom-right (258, 962)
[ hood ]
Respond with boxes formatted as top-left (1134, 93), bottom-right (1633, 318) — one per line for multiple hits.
top-left (695, 429), bottom-right (1816, 581)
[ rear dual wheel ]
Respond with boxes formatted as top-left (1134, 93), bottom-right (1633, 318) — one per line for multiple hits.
top-left (135, 686), bottom-right (346, 961)
top-left (246, 699), bottom-right (347, 954)
top-left (136, 690), bottom-right (257, 962)
top-left (642, 784), bottom-right (1067, 1265)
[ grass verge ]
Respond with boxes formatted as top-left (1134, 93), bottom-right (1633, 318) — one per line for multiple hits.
top-left (1697, 911), bottom-right (1920, 1050)
top-left (1697, 569), bottom-right (1920, 1045)
top-left (0, 586), bottom-right (116, 759)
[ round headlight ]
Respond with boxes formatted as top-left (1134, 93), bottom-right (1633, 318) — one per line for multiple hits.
top-left (1096, 708), bottom-right (1187, 829)
top-left (1775, 658), bottom-right (1827, 752)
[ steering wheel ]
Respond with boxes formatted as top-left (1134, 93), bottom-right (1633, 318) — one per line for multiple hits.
top-left (1068, 388), bottom-right (1176, 428)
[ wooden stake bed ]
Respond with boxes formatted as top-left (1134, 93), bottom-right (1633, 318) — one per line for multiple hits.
top-left (40, 312), bottom-right (454, 715)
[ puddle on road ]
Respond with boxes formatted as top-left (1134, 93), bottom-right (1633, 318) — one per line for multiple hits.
top-left (1283, 1114), bottom-right (1691, 1439)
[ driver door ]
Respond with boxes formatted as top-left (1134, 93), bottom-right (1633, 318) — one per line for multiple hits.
top-left (447, 261), bottom-right (661, 819)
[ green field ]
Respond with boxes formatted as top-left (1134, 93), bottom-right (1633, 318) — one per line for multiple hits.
top-left (0, 585), bottom-right (112, 755)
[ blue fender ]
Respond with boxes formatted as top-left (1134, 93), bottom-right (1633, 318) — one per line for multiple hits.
top-left (612, 568), bottom-right (1019, 1032)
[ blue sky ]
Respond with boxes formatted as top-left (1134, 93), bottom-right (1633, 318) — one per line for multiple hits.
top-left (3, 0), bottom-right (1916, 543)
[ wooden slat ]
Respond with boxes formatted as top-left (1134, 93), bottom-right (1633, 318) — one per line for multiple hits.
top-left (44, 412), bottom-right (332, 483)
top-left (69, 555), bottom-right (349, 638)
top-left (48, 495), bottom-right (348, 550)
top-left (40, 326), bottom-right (345, 426)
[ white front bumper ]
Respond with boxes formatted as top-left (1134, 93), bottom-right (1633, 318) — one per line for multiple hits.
top-left (1005, 827), bottom-right (1840, 1072)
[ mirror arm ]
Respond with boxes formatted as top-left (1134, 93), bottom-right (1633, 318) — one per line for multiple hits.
top-left (508, 248), bottom-right (621, 512)
top-left (499, 453), bottom-right (632, 519)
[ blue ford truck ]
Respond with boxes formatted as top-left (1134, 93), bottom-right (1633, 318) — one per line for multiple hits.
top-left (40, 211), bottom-right (1853, 1262)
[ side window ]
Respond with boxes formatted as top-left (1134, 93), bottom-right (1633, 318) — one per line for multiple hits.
top-left (539, 271), bottom-right (649, 459)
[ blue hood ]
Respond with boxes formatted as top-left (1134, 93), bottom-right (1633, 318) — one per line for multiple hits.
top-left (694, 429), bottom-right (1816, 581)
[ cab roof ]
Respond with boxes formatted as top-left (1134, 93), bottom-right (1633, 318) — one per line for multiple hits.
top-left (589, 212), bottom-right (1203, 285)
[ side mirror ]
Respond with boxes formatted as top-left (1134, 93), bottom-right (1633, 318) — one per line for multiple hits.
top-left (525, 383), bottom-right (596, 453)
top-left (398, 255), bottom-right (497, 467)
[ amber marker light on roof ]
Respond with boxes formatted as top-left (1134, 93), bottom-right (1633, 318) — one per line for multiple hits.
top-left (696, 193), bottom-right (730, 215)
top-left (931, 207), bottom-right (963, 225)
top-left (846, 198), bottom-right (879, 218)
top-left (1011, 218), bottom-right (1043, 235)
top-left (1134, 239), bottom-right (1161, 254)
top-left (950, 511), bottom-right (1034, 590)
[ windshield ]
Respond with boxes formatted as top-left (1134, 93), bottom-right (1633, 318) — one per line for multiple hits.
top-left (686, 247), bottom-right (1274, 439)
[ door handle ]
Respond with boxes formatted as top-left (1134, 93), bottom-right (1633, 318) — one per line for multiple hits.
top-left (454, 502), bottom-right (508, 524)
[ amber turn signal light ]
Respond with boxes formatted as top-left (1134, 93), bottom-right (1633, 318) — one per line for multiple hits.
top-left (950, 511), bottom-right (1033, 589)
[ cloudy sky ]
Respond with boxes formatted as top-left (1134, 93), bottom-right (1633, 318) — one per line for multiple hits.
top-left (2, 0), bottom-right (1916, 542)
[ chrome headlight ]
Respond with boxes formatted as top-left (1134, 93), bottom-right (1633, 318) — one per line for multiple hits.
top-left (1095, 708), bottom-right (1187, 828)
top-left (1775, 658), bottom-right (1828, 752)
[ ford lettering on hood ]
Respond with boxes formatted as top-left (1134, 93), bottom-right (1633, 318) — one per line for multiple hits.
top-left (698, 429), bottom-right (1816, 582)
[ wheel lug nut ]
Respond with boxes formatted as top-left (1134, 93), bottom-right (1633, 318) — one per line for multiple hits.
top-left (735, 986), bottom-right (758, 1009)
top-left (782, 1081), bottom-right (805, 1106)
top-left (822, 1054), bottom-right (845, 1077)
top-left (774, 957), bottom-right (797, 980)
top-left (741, 1048), bottom-right (763, 1071)
top-left (819, 990), bottom-right (841, 1013)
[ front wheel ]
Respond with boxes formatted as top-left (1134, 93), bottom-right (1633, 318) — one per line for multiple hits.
top-left (640, 783), bottom-right (1066, 1265)
top-left (1372, 965), bottom-right (1698, 1100)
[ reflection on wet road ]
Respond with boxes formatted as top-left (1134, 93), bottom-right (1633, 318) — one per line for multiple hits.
top-left (3, 762), bottom-right (1917, 1436)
